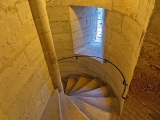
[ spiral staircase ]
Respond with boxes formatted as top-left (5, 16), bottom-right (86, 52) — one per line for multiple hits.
top-left (41, 74), bottom-right (120, 120)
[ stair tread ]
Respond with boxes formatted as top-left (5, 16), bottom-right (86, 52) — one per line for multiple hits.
top-left (60, 92), bottom-right (89, 120)
top-left (69, 76), bottom-right (93, 95)
top-left (70, 97), bottom-right (118, 120)
top-left (65, 76), bottom-right (79, 95)
top-left (73, 86), bottom-right (113, 97)
top-left (41, 89), bottom-right (61, 120)
top-left (73, 96), bottom-right (119, 114)
top-left (73, 78), bottom-right (104, 95)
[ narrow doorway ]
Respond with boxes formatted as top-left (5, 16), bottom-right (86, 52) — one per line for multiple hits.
top-left (70, 6), bottom-right (105, 62)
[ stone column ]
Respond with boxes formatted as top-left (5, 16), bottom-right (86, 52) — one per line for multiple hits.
top-left (28, 0), bottom-right (63, 91)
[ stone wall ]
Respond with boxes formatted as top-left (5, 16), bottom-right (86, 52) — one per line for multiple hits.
top-left (69, 6), bottom-right (98, 53)
top-left (47, 1), bottom-right (74, 59)
top-left (58, 57), bottom-right (123, 110)
top-left (47, 0), bottom-right (155, 111)
top-left (103, 0), bottom-right (155, 110)
top-left (119, 1), bottom-right (160, 119)
top-left (0, 0), bottom-right (54, 119)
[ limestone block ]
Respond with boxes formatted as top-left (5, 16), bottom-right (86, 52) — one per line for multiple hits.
top-left (106, 11), bottom-right (123, 31)
top-left (63, 42), bottom-right (74, 49)
top-left (34, 16), bottom-right (51, 33)
top-left (54, 41), bottom-right (73, 50)
top-left (25, 37), bottom-right (42, 64)
top-left (0, 20), bottom-right (38, 65)
top-left (81, 16), bottom-right (91, 29)
top-left (70, 6), bottom-right (98, 54)
top-left (88, 63), bottom-right (105, 77)
top-left (120, 57), bottom-right (132, 84)
top-left (109, 55), bottom-right (122, 68)
top-left (104, 74), bottom-right (119, 98)
top-left (73, 38), bottom-right (83, 49)
top-left (52, 33), bottom-right (72, 42)
top-left (68, 0), bottom-right (112, 10)
top-left (47, 6), bottom-right (70, 21)
top-left (104, 29), bottom-right (112, 43)
top-left (0, 53), bottom-right (32, 110)
top-left (50, 21), bottom-right (63, 34)
top-left (7, 79), bottom-right (52, 120)
top-left (91, 7), bottom-right (98, 15)
top-left (83, 35), bottom-right (92, 43)
top-left (136, 0), bottom-right (155, 29)
top-left (28, 0), bottom-right (47, 18)
top-left (71, 19), bottom-right (81, 32)
top-left (130, 52), bottom-right (138, 72)
top-left (122, 16), bottom-right (143, 51)
top-left (0, 110), bottom-right (8, 120)
top-left (90, 15), bottom-right (97, 26)
top-left (0, 23), bottom-right (23, 61)
top-left (112, 67), bottom-right (124, 89)
top-left (37, 59), bottom-right (52, 82)
top-left (76, 60), bottom-right (90, 68)
top-left (62, 0), bottom-right (69, 6)
top-left (113, 0), bottom-right (140, 18)
top-left (56, 49), bottom-right (74, 59)
top-left (121, 42), bottom-right (134, 63)
top-left (69, 6), bottom-right (82, 20)
top-left (1, 0), bottom-right (18, 5)
top-left (61, 20), bottom-right (71, 33)
top-left (104, 43), bottom-right (123, 63)
top-left (36, 52), bottom-right (49, 69)
top-left (0, 4), bottom-right (22, 31)
top-left (0, 59), bottom-right (3, 70)
top-left (104, 51), bottom-right (111, 61)
top-left (107, 30), bottom-right (125, 51)
top-left (15, 1), bottom-right (32, 24)
top-left (14, 65), bottom-right (53, 119)
top-left (47, 0), bottom-right (61, 6)
top-left (102, 63), bottom-right (114, 77)
top-left (21, 21), bottom-right (38, 43)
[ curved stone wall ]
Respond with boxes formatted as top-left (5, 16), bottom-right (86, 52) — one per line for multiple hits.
top-left (47, 0), bottom-right (155, 111)
top-left (103, 0), bottom-right (154, 94)
top-left (69, 6), bottom-right (98, 53)
top-left (58, 57), bottom-right (125, 110)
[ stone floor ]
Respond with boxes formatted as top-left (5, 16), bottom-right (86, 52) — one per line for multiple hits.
top-left (75, 9), bottom-right (104, 62)
top-left (76, 38), bottom-right (103, 62)
top-left (76, 40), bottom-right (102, 57)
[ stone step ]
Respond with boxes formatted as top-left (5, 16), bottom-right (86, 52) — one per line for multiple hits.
top-left (73, 85), bottom-right (114, 97)
top-left (70, 97), bottom-right (118, 120)
top-left (73, 96), bottom-right (119, 114)
top-left (73, 78), bottom-right (104, 95)
top-left (59, 92), bottom-right (89, 120)
top-left (41, 89), bottom-right (61, 120)
top-left (69, 75), bottom-right (93, 95)
top-left (65, 75), bottom-right (79, 95)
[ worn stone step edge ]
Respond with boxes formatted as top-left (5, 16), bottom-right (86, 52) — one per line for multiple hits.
top-left (41, 89), bottom-right (61, 120)
top-left (73, 96), bottom-right (120, 114)
top-left (69, 97), bottom-right (119, 120)
top-left (59, 92), bottom-right (89, 120)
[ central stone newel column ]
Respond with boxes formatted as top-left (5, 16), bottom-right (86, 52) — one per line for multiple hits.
top-left (28, 0), bottom-right (63, 91)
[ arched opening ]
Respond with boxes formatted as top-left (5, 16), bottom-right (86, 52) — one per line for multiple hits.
top-left (69, 6), bottom-right (105, 62)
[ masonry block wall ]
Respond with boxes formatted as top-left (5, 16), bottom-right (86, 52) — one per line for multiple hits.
top-left (69, 6), bottom-right (98, 53)
top-left (58, 56), bottom-right (123, 109)
top-left (119, 1), bottom-right (160, 119)
top-left (47, 0), bottom-right (155, 111)
top-left (0, 0), bottom-right (54, 119)
top-left (103, 0), bottom-right (155, 109)
top-left (47, 1), bottom-right (74, 59)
